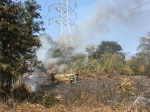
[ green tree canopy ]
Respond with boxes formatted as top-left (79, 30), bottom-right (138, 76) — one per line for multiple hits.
top-left (137, 32), bottom-right (150, 53)
top-left (135, 32), bottom-right (150, 75)
top-left (87, 41), bottom-right (122, 59)
top-left (0, 0), bottom-right (44, 97)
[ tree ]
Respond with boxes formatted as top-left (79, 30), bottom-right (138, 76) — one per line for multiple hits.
top-left (137, 33), bottom-right (150, 63)
top-left (137, 33), bottom-right (150, 52)
top-left (85, 44), bottom-right (96, 59)
top-left (94, 41), bottom-right (122, 59)
top-left (0, 0), bottom-right (44, 98)
top-left (68, 53), bottom-right (87, 73)
top-left (126, 55), bottom-right (145, 75)
top-left (136, 32), bottom-right (150, 75)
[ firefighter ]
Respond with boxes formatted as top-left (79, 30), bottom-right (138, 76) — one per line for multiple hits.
top-left (69, 73), bottom-right (75, 85)
top-left (50, 72), bottom-right (55, 84)
top-left (75, 73), bottom-right (79, 83)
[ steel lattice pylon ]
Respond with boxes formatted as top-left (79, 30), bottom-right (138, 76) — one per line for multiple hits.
top-left (49, 0), bottom-right (77, 47)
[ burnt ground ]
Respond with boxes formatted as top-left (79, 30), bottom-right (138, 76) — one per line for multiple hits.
top-left (1, 75), bottom-right (149, 112)
top-left (35, 75), bottom-right (150, 108)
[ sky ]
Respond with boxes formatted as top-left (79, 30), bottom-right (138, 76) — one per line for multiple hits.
top-left (14, 0), bottom-right (150, 60)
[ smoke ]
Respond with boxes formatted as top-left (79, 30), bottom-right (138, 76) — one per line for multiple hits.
top-left (38, 0), bottom-right (150, 73)
top-left (80, 0), bottom-right (144, 32)
top-left (45, 57), bottom-right (68, 73)
top-left (72, 0), bottom-right (149, 53)
top-left (40, 35), bottom-right (74, 73)
top-left (23, 70), bottom-right (45, 92)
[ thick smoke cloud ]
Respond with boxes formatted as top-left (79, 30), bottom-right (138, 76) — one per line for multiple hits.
top-left (39, 35), bottom-right (74, 73)
top-left (45, 57), bottom-right (68, 73)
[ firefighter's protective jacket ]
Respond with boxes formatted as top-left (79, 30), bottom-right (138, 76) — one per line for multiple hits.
top-left (69, 73), bottom-right (74, 81)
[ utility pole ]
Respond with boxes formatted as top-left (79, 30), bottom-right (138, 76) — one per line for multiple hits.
top-left (49, 0), bottom-right (77, 47)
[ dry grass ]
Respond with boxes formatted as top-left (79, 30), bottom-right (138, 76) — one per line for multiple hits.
top-left (0, 102), bottom-right (115, 112)
top-left (54, 73), bottom-right (89, 83)
top-left (1, 101), bottom-right (149, 112)
top-left (55, 74), bottom-right (70, 82)
top-left (1, 75), bottom-right (150, 112)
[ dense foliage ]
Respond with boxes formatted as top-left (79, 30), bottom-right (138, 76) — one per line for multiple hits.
top-left (69, 36), bottom-right (150, 77)
top-left (0, 0), bottom-right (43, 97)
top-left (86, 41), bottom-right (122, 59)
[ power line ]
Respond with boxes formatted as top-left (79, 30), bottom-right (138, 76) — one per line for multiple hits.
top-left (75, 0), bottom-right (95, 10)
top-left (43, 11), bottom-right (49, 20)
top-left (80, 0), bottom-right (94, 7)
top-left (76, 0), bottom-right (150, 20)
top-left (124, 1), bottom-right (150, 14)
top-left (112, 1), bottom-right (150, 20)
top-left (78, 0), bottom-right (94, 7)
top-left (39, 0), bottom-right (50, 20)
top-left (41, 0), bottom-right (49, 11)
top-left (39, 0), bottom-right (51, 32)
top-left (76, 0), bottom-right (119, 10)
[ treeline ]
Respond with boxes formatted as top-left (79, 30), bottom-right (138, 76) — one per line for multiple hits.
top-left (68, 35), bottom-right (150, 77)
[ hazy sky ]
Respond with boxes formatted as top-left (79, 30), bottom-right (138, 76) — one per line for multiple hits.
top-left (14, 0), bottom-right (150, 59)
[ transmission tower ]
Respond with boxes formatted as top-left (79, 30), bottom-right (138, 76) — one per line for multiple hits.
top-left (49, 0), bottom-right (77, 47)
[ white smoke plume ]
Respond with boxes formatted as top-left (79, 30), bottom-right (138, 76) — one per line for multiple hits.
top-left (39, 35), bottom-right (74, 73)
top-left (22, 70), bottom-right (46, 92)
top-left (45, 57), bottom-right (68, 73)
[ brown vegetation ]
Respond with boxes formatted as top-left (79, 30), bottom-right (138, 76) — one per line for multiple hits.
top-left (1, 75), bottom-right (150, 112)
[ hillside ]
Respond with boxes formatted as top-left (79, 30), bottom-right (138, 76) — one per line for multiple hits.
top-left (1, 74), bottom-right (150, 111)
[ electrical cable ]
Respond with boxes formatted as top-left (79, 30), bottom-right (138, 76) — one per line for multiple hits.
top-left (75, 0), bottom-right (95, 10)
top-left (39, 0), bottom-right (50, 20)
top-left (123, 1), bottom-right (150, 14)
top-left (112, 0), bottom-right (150, 20)
top-left (41, 0), bottom-right (49, 11)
